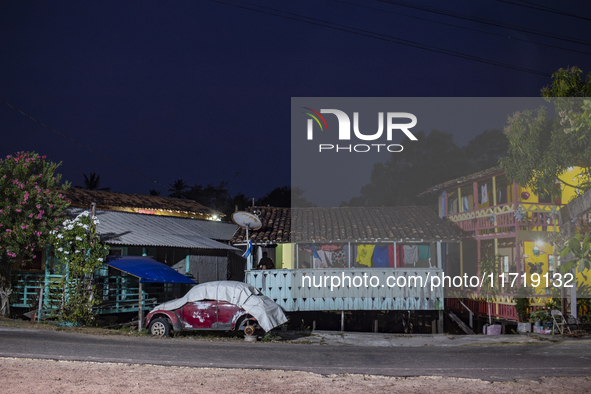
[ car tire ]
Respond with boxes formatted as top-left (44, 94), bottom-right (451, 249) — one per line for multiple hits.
top-left (148, 318), bottom-right (171, 337)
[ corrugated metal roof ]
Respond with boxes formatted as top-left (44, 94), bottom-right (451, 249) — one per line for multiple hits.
top-left (67, 208), bottom-right (239, 250)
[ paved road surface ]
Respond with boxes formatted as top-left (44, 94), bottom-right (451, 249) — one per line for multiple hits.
top-left (1, 327), bottom-right (590, 381)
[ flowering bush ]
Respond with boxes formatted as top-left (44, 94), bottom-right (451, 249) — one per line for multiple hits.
top-left (50, 211), bottom-right (110, 324)
top-left (0, 151), bottom-right (70, 315)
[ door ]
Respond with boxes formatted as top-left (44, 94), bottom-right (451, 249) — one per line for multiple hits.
top-left (180, 300), bottom-right (218, 329)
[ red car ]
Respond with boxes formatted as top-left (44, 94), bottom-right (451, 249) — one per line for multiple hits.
top-left (145, 280), bottom-right (287, 337)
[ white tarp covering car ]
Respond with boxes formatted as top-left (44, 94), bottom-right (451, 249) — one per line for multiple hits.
top-left (150, 280), bottom-right (287, 332)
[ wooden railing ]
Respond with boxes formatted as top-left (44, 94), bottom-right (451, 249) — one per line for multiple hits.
top-left (10, 271), bottom-right (157, 315)
top-left (247, 268), bottom-right (445, 312)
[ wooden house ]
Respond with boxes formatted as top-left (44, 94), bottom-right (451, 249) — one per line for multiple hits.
top-left (11, 189), bottom-right (242, 316)
top-left (231, 206), bottom-right (460, 332)
top-left (419, 165), bottom-right (591, 327)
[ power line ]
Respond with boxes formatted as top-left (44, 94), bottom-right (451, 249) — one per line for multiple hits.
top-left (333, 0), bottom-right (591, 55)
top-left (0, 98), bottom-right (168, 188)
top-left (208, 0), bottom-right (550, 76)
top-left (493, 0), bottom-right (591, 21)
top-left (376, 0), bottom-right (591, 46)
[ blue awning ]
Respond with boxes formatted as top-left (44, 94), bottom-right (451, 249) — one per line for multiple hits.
top-left (106, 256), bottom-right (197, 284)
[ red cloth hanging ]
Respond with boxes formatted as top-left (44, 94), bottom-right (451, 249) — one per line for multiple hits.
top-left (388, 245), bottom-right (405, 268)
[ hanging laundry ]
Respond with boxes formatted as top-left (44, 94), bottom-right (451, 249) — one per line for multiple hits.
top-left (403, 245), bottom-right (419, 266)
top-left (320, 244), bottom-right (341, 252)
top-left (312, 244), bottom-right (324, 268)
top-left (388, 245), bottom-right (395, 268)
top-left (481, 184), bottom-right (488, 204)
top-left (387, 245), bottom-right (405, 268)
top-left (320, 250), bottom-right (332, 267)
top-left (331, 249), bottom-right (347, 268)
top-left (462, 196), bottom-right (469, 212)
top-left (418, 245), bottom-right (431, 260)
top-left (372, 245), bottom-right (389, 268)
top-left (356, 244), bottom-right (375, 267)
top-left (418, 245), bottom-right (432, 267)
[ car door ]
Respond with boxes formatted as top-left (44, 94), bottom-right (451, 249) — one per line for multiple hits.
top-left (216, 301), bottom-right (244, 330)
top-left (180, 300), bottom-right (218, 329)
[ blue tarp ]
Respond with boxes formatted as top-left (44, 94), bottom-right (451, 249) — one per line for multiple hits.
top-left (106, 256), bottom-right (197, 284)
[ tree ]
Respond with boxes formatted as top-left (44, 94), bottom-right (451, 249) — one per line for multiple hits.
top-left (188, 181), bottom-right (232, 212)
top-left (463, 129), bottom-right (508, 171)
top-left (344, 130), bottom-right (470, 207)
top-left (168, 179), bottom-right (188, 199)
top-left (256, 186), bottom-right (290, 207)
top-left (0, 152), bottom-right (70, 315)
top-left (500, 67), bottom-right (591, 199)
top-left (149, 189), bottom-right (160, 196)
top-left (80, 173), bottom-right (111, 191)
top-left (256, 186), bottom-right (316, 208)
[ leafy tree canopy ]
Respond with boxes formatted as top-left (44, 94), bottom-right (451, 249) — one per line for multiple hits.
top-left (0, 151), bottom-right (70, 315)
top-left (256, 186), bottom-right (316, 208)
top-left (342, 128), bottom-right (508, 207)
top-left (500, 67), bottom-right (591, 200)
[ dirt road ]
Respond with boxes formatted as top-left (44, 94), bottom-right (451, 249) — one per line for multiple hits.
top-left (2, 357), bottom-right (590, 393)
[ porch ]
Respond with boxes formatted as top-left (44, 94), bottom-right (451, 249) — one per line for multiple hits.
top-left (246, 267), bottom-right (444, 312)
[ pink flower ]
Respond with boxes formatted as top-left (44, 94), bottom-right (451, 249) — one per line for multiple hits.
top-left (16, 209), bottom-right (21, 213)
top-left (29, 214), bottom-right (34, 218)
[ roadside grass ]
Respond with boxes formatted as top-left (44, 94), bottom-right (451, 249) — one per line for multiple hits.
top-left (0, 316), bottom-right (292, 343)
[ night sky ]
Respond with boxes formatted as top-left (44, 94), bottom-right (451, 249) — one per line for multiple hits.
top-left (1, 1), bottom-right (590, 204)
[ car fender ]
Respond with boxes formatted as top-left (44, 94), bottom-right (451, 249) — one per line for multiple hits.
top-left (230, 309), bottom-right (250, 330)
top-left (146, 310), bottom-right (182, 332)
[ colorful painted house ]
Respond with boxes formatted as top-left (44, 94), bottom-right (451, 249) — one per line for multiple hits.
top-left (419, 165), bottom-right (590, 325)
top-left (231, 206), bottom-right (460, 332)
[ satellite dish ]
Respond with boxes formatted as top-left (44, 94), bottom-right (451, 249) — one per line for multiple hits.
top-left (232, 211), bottom-right (262, 230)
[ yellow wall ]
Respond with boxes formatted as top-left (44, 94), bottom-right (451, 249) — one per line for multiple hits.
top-left (558, 167), bottom-right (585, 204)
top-left (523, 240), bottom-right (591, 294)
top-left (518, 166), bottom-right (584, 205)
top-left (275, 244), bottom-right (294, 269)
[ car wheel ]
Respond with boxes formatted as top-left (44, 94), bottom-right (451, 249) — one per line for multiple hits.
top-left (244, 325), bottom-right (255, 336)
top-left (148, 318), bottom-right (171, 337)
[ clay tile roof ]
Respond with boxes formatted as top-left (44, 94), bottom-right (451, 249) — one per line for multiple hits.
top-left (63, 188), bottom-right (216, 216)
top-left (231, 206), bottom-right (459, 244)
top-left (417, 166), bottom-right (503, 197)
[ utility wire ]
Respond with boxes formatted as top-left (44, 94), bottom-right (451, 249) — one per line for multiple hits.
top-left (493, 0), bottom-right (591, 21)
top-left (376, 0), bottom-right (591, 46)
top-left (208, 0), bottom-right (550, 76)
top-left (0, 98), bottom-right (168, 188)
top-left (332, 0), bottom-right (591, 55)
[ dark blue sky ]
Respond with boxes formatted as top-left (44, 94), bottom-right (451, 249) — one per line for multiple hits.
top-left (1, 1), bottom-right (590, 202)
